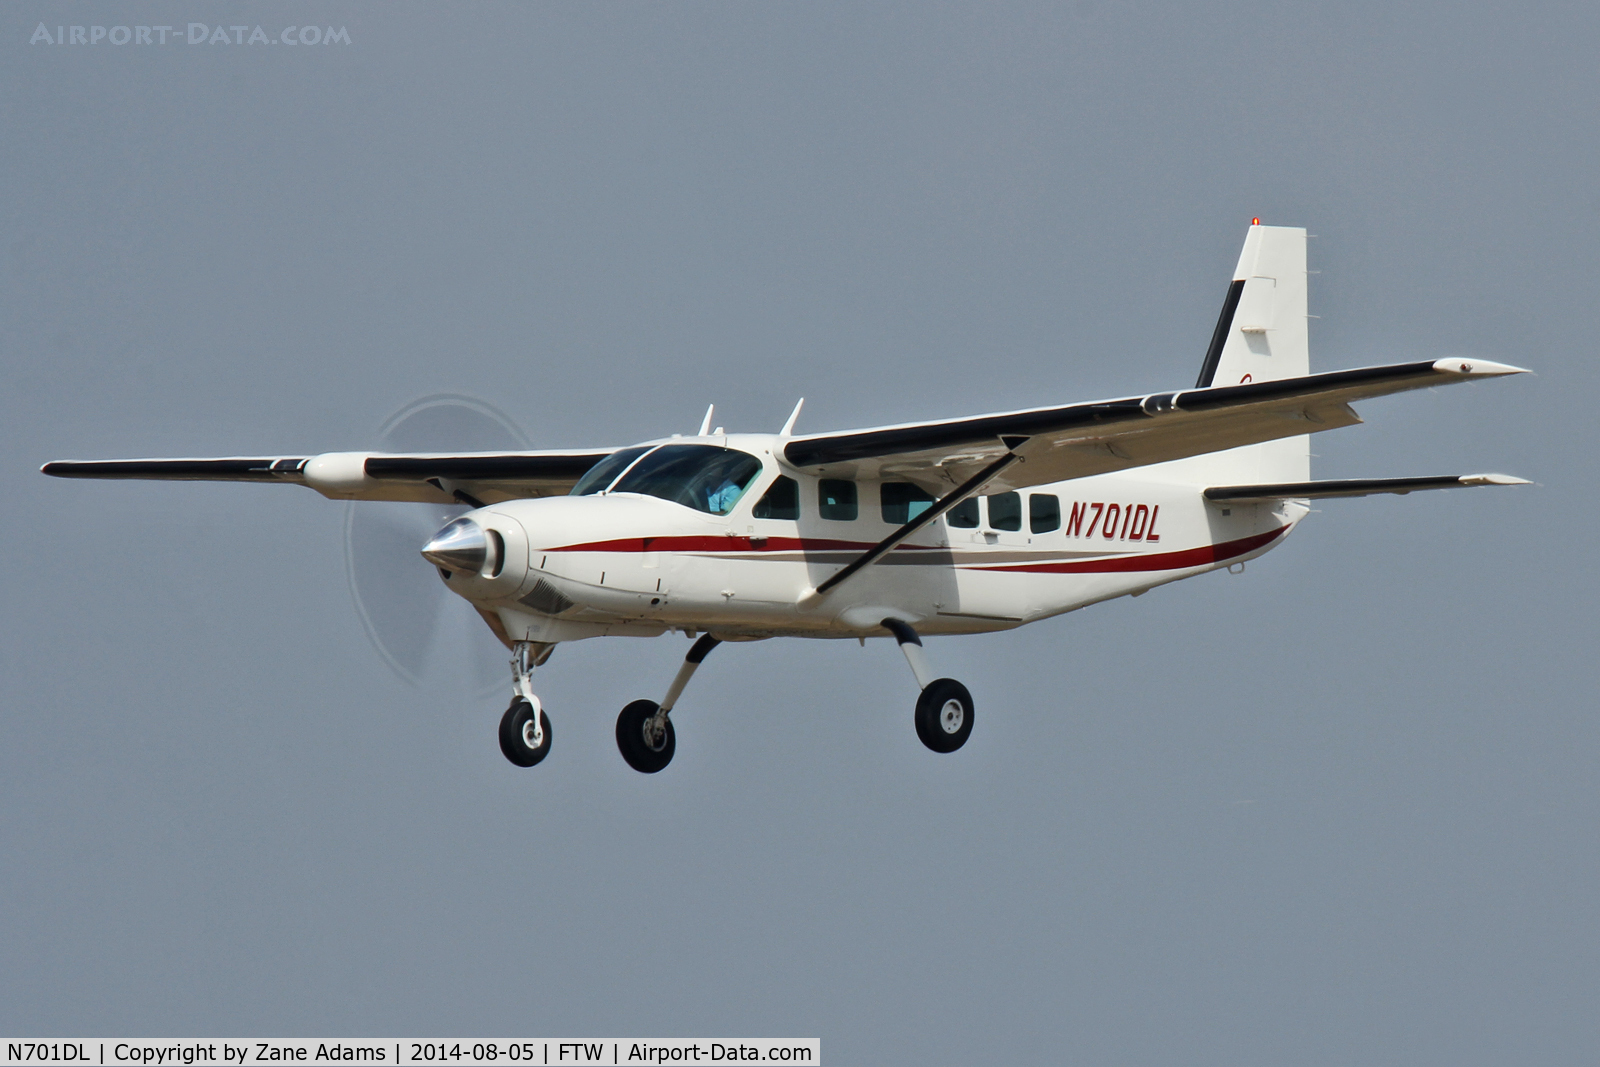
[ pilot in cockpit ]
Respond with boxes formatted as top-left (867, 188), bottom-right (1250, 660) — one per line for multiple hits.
top-left (706, 477), bottom-right (746, 515)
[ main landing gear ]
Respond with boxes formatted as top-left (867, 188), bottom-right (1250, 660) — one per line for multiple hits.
top-left (499, 640), bottom-right (553, 767)
top-left (616, 634), bottom-right (722, 774)
top-left (883, 619), bottom-right (975, 753)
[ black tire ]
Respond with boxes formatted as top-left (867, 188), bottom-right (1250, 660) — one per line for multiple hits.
top-left (615, 699), bottom-right (675, 774)
top-left (915, 678), bottom-right (974, 753)
top-left (499, 698), bottom-right (552, 767)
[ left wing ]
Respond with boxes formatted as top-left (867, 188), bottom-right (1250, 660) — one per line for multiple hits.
top-left (782, 359), bottom-right (1527, 491)
top-left (41, 449), bottom-right (617, 503)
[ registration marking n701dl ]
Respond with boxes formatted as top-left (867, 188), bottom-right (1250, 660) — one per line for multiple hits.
top-left (1066, 502), bottom-right (1161, 541)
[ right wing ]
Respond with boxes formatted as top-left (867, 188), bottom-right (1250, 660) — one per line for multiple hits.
top-left (41, 449), bottom-right (618, 504)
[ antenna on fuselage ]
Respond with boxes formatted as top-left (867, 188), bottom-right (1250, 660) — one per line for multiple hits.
top-left (696, 404), bottom-right (715, 437)
top-left (779, 398), bottom-right (805, 436)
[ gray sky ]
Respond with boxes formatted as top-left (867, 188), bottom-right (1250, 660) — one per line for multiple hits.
top-left (4, 2), bottom-right (1594, 1062)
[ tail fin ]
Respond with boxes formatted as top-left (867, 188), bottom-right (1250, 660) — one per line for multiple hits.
top-left (1191, 222), bottom-right (1311, 483)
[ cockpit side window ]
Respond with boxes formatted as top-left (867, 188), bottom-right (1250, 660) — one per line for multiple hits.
top-left (609, 444), bottom-right (764, 516)
top-left (570, 446), bottom-right (652, 496)
top-left (752, 475), bottom-right (800, 520)
top-left (818, 479), bottom-right (857, 521)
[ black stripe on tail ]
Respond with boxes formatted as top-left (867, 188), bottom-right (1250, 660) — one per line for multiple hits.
top-left (1195, 278), bottom-right (1245, 388)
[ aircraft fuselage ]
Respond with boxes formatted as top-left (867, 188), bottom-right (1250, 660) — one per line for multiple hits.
top-left (437, 432), bottom-right (1306, 646)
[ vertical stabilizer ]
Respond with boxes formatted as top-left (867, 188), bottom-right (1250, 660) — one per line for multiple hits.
top-left (1197, 223), bottom-right (1309, 389)
top-left (1189, 222), bottom-right (1311, 483)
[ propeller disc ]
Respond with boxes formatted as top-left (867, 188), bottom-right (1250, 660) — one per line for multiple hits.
top-left (344, 394), bottom-right (530, 691)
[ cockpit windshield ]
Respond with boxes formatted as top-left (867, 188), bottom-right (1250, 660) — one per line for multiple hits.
top-left (570, 446), bottom-right (651, 496)
top-left (609, 445), bottom-right (763, 515)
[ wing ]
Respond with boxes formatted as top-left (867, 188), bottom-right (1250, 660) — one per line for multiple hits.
top-left (781, 359), bottom-right (1527, 491)
top-left (41, 449), bottom-right (617, 504)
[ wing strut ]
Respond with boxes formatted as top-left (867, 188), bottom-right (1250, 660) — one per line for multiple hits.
top-left (811, 439), bottom-right (1028, 598)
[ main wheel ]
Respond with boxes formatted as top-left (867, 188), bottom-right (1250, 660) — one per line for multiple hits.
top-left (499, 698), bottom-right (552, 767)
top-left (915, 678), bottom-right (974, 753)
top-left (615, 699), bottom-right (675, 774)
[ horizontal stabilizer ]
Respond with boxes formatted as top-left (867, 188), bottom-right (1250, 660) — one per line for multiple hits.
top-left (1204, 473), bottom-right (1531, 503)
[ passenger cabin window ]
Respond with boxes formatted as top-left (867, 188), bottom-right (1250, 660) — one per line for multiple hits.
top-left (988, 492), bottom-right (1022, 532)
top-left (570, 446), bottom-right (651, 496)
top-left (1030, 493), bottom-right (1061, 534)
top-left (818, 479), bottom-right (858, 521)
top-left (946, 498), bottom-right (980, 528)
top-left (752, 475), bottom-right (800, 520)
top-left (608, 444), bottom-right (763, 516)
top-left (881, 482), bottom-right (935, 525)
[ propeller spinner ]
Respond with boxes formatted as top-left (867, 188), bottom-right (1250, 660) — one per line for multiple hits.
top-left (421, 517), bottom-right (491, 575)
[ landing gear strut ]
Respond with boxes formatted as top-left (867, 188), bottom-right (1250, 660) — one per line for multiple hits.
top-left (616, 634), bottom-right (721, 773)
top-left (499, 640), bottom-right (553, 767)
top-left (883, 618), bottom-right (975, 753)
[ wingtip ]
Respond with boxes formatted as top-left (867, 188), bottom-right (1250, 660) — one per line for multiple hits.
top-left (1460, 473), bottom-right (1533, 487)
top-left (1431, 358), bottom-right (1530, 377)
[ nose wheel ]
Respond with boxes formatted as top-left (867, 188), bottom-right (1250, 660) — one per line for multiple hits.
top-left (499, 639), bottom-right (555, 768)
top-left (499, 698), bottom-right (552, 767)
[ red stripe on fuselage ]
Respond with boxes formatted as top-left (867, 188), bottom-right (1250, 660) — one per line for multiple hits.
top-left (978, 525), bottom-right (1290, 574)
top-left (544, 526), bottom-right (1290, 571)
top-left (547, 535), bottom-right (942, 554)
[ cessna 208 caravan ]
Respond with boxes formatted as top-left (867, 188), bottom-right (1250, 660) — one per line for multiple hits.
top-left (43, 223), bottom-right (1528, 772)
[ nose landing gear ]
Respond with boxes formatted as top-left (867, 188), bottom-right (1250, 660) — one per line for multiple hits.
top-left (499, 697), bottom-right (552, 767)
top-left (499, 640), bottom-right (554, 767)
top-left (883, 618), bottom-right (975, 753)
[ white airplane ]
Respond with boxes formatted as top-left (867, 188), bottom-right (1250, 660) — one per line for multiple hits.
top-left (44, 223), bottom-right (1528, 772)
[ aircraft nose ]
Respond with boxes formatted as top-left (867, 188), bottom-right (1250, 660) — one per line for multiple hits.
top-left (421, 517), bottom-right (487, 573)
